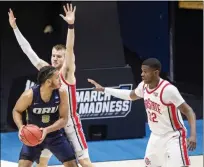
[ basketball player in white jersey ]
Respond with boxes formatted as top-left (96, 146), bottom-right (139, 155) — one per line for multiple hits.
top-left (8, 4), bottom-right (94, 167)
top-left (88, 58), bottom-right (197, 167)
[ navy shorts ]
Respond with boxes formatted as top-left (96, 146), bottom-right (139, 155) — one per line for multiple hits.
top-left (19, 130), bottom-right (76, 164)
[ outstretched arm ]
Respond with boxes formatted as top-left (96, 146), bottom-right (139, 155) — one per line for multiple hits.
top-left (87, 79), bottom-right (144, 101)
top-left (8, 8), bottom-right (49, 70)
top-left (59, 4), bottom-right (76, 84)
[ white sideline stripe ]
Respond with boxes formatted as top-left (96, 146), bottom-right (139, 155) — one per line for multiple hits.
top-left (1, 155), bottom-right (203, 167)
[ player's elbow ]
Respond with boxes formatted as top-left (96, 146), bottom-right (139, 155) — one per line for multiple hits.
top-left (12, 109), bottom-right (16, 120)
top-left (129, 94), bottom-right (138, 101)
top-left (22, 45), bottom-right (32, 55)
top-left (130, 96), bottom-right (137, 101)
top-left (61, 117), bottom-right (68, 127)
top-left (186, 108), bottom-right (196, 118)
top-left (179, 103), bottom-right (195, 117)
top-left (182, 107), bottom-right (196, 119)
top-left (12, 109), bottom-right (20, 117)
top-left (12, 109), bottom-right (22, 123)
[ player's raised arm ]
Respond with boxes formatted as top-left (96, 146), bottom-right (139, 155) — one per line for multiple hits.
top-left (8, 8), bottom-right (49, 70)
top-left (59, 4), bottom-right (76, 84)
top-left (88, 79), bottom-right (143, 101)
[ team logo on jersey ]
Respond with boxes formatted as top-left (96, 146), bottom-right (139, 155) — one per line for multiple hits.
top-left (33, 106), bottom-right (59, 114)
top-left (42, 115), bottom-right (50, 123)
top-left (76, 84), bottom-right (133, 120)
top-left (153, 92), bottom-right (158, 97)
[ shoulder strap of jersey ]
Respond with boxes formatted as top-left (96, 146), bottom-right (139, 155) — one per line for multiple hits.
top-left (160, 81), bottom-right (172, 106)
top-left (30, 84), bottom-right (40, 104)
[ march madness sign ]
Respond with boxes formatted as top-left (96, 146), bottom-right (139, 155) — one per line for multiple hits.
top-left (76, 84), bottom-right (132, 120)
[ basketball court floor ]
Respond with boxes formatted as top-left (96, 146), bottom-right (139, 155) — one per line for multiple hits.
top-left (1, 155), bottom-right (203, 167)
top-left (1, 120), bottom-right (203, 167)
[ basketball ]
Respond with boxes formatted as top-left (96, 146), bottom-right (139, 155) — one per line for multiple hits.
top-left (21, 124), bottom-right (42, 146)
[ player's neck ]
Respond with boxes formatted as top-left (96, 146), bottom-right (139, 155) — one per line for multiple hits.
top-left (40, 85), bottom-right (53, 102)
top-left (149, 77), bottom-right (160, 89)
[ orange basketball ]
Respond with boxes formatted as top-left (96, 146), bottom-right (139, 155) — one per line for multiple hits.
top-left (21, 124), bottom-right (42, 147)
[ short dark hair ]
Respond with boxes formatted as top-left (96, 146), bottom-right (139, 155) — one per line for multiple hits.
top-left (142, 58), bottom-right (161, 71)
top-left (37, 66), bottom-right (57, 84)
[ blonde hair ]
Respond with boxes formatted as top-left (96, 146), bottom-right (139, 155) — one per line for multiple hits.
top-left (53, 44), bottom-right (66, 50)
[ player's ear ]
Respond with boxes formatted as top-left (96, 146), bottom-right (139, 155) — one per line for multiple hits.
top-left (154, 70), bottom-right (159, 76)
top-left (46, 79), bottom-right (52, 85)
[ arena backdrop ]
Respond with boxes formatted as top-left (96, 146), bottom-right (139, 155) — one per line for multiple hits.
top-left (1, 2), bottom-right (202, 136)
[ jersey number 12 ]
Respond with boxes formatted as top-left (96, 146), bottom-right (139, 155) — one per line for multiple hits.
top-left (148, 111), bottom-right (158, 123)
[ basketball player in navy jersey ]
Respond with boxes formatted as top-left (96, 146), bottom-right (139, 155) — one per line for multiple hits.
top-left (13, 66), bottom-right (78, 167)
top-left (9, 4), bottom-right (94, 167)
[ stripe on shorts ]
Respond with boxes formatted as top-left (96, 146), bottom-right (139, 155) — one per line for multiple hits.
top-left (60, 73), bottom-right (87, 150)
top-left (168, 105), bottom-right (190, 166)
top-left (67, 85), bottom-right (87, 150)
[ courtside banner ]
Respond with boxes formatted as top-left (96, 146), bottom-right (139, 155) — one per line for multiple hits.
top-left (7, 67), bottom-right (146, 140)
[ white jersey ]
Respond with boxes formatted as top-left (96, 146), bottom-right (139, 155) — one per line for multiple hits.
top-left (135, 78), bottom-right (187, 135)
top-left (60, 73), bottom-right (80, 126)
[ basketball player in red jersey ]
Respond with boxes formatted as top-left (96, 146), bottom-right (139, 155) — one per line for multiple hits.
top-left (8, 4), bottom-right (94, 167)
top-left (88, 58), bottom-right (197, 167)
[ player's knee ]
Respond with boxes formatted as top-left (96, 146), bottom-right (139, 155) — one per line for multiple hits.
top-left (78, 158), bottom-right (94, 167)
top-left (37, 157), bottom-right (49, 167)
top-left (63, 159), bottom-right (78, 167)
top-left (18, 160), bottom-right (32, 167)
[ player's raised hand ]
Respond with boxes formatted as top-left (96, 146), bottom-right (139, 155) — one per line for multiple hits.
top-left (8, 8), bottom-right (17, 29)
top-left (88, 79), bottom-right (105, 92)
top-left (60, 3), bottom-right (76, 24)
top-left (38, 128), bottom-right (48, 144)
top-left (187, 135), bottom-right (196, 151)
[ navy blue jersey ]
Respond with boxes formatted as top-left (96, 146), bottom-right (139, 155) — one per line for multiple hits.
top-left (26, 85), bottom-right (60, 128)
